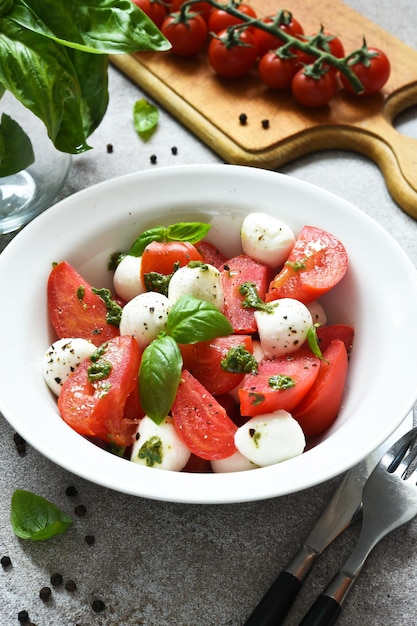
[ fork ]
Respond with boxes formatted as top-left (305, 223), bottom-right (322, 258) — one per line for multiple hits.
top-left (299, 426), bottom-right (417, 626)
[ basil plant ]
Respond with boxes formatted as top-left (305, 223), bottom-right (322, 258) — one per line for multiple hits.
top-left (0, 0), bottom-right (170, 177)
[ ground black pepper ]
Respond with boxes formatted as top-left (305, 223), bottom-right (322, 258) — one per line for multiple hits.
top-left (65, 485), bottom-right (78, 497)
top-left (74, 504), bottom-right (87, 517)
top-left (171, 146), bottom-right (178, 155)
top-left (85, 534), bottom-right (95, 546)
top-left (239, 113), bottom-right (247, 125)
top-left (150, 154), bottom-right (157, 164)
top-left (50, 572), bottom-right (63, 587)
top-left (17, 610), bottom-right (29, 623)
top-left (261, 119), bottom-right (270, 129)
top-left (1, 555), bottom-right (11, 567)
top-left (39, 587), bottom-right (51, 602)
top-left (13, 433), bottom-right (26, 456)
top-left (107, 143), bottom-right (114, 153)
top-left (92, 599), bottom-right (106, 613)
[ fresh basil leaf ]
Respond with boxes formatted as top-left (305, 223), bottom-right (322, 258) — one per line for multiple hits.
top-left (0, 113), bottom-right (34, 176)
top-left (0, 21), bottom-right (91, 153)
top-left (129, 226), bottom-right (168, 256)
top-left (11, 490), bottom-right (73, 541)
top-left (133, 98), bottom-right (159, 137)
top-left (129, 222), bottom-right (211, 257)
top-left (166, 222), bottom-right (211, 244)
top-left (307, 324), bottom-right (326, 361)
top-left (167, 295), bottom-right (233, 344)
top-left (9, 0), bottom-right (170, 54)
top-left (139, 335), bottom-right (182, 424)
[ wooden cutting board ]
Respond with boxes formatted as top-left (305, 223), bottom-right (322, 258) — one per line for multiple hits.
top-left (110, 0), bottom-right (417, 219)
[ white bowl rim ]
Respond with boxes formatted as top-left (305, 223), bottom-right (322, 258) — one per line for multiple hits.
top-left (1, 163), bottom-right (417, 504)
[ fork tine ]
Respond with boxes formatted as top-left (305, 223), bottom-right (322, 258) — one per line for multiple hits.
top-left (384, 427), bottom-right (417, 473)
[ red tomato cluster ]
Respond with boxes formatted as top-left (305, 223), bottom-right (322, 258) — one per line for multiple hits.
top-left (47, 223), bottom-right (353, 462)
top-left (132, 0), bottom-right (390, 107)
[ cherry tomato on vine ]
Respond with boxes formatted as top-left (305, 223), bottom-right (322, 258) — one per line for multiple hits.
top-left (208, 28), bottom-right (259, 78)
top-left (258, 51), bottom-right (299, 89)
top-left (169, 0), bottom-right (212, 23)
top-left (208, 4), bottom-right (257, 34)
top-left (291, 67), bottom-right (339, 108)
top-left (131, 0), bottom-right (168, 28)
top-left (340, 47), bottom-right (390, 95)
top-left (253, 13), bottom-right (304, 58)
top-left (161, 10), bottom-right (208, 56)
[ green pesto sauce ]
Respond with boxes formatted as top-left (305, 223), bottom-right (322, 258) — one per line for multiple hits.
top-left (91, 287), bottom-right (122, 328)
top-left (238, 281), bottom-right (274, 313)
top-left (138, 436), bottom-right (163, 467)
top-left (268, 375), bottom-right (296, 391)
top-left (221, 345), bottom-right (258, 374)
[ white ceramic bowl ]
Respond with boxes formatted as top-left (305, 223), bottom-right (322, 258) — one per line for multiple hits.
top-left (1, 164), bottom-right (417, 503)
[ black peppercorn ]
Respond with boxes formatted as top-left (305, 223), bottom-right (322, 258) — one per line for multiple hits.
top-left (150, 154), bottom-right (157, 164)
top-left (261, 119), bottom-right (270, 129)
top-left (107, 143), bottom-right (114, 153)
top-left (239, 113), bottom-right (247, 125)
top-left (92, 599), bottom-right (106, 613)
top-left (85, 534), bottom-right (95, 546)
top-left (50, 572), bottom-right (63, 587)
top-left (39, 586), bottom-right (52, 602)
top-left (17, 610), bottom-right (29, 623)
top-left (1, 555), bottom-right (11, 567)
top-left (171, 146), bottom-right (178, 155)
top-left (65, 485), bottom-right (78, 497)
top-left (65, 579), bottom-right (77, 592)
top-left (74, 504), bottom-right (87, 517)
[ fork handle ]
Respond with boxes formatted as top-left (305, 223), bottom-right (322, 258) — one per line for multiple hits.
top-left (299, 572), bottom-right (355, 626)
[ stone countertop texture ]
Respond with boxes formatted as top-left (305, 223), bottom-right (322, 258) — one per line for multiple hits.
top-left (1, 1), bottom-right (417, 624)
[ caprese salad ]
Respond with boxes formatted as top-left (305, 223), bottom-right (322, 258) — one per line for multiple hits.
top-left (42, 212), bottom-right (353, 473)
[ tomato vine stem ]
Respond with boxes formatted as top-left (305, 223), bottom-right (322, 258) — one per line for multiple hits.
top-left (178, 0), bottom-right (365, 93)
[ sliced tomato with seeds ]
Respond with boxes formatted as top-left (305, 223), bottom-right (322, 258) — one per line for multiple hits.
top-left (171, 370), bottom-right (238, 460)
top-left (179, 334), bottom-right (253, 395)
top-left (293, 339), bottom-right (348, 437)
top-left (238, 351), bottom-right (321, 417)
top-left (266, 225), bottom-right (348, 304)
top-left (58, 336), bottom-right (142, 447)
top-left (221, 255), bottom-right (273, 333)
top-left (47, 261), bottom-right (120, 346)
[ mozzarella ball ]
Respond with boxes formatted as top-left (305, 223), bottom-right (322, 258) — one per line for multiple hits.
top-left (42, 337), bottom-right (96, 396)
top-left (241, 212), bottom-right (296, 268)
top-left (113, 255), bottom-right (145, 302)
top-left (130, 416), bottom-right (191, 471)
top-left (306, 301), bottom-right (327, 326)
top-left (255, 298), bottom-right (313, 358)
top-left (168, 264), bottom-right (225, 311)
top-left (234, 410), bottom-right (305, 467)
top-left (119, 291), bottom-right (171, 350)
top-left (211, 450), bottom-right (259, 473)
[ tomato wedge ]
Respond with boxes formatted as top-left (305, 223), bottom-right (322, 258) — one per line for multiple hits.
top-left (238, 352), bottom-right (321, 417)
top-left (221, 255), bottom-right (273, 333)
top-left (293, 339), bottom-right (348, 437)
top-left (171, 370), bottom-right (238, 460)
top-left (316, 324), bottom-right (354, 355)
top-left (48, 261), bottom-right (120, 346)
top-left (266, 226), bottom-right (348, 304)
top-left (195, 241), bottom-right (227, 269)
top-left (180, 335), bottom-right (253, 395)
top-left (140, 241), bottom-right (203, 283)
top-left (58, 336), bottom-right (142, 447)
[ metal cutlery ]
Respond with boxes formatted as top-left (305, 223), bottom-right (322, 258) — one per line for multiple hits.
top-left (243, 418), bottom-right (413, 626)
top-left (299, 426), bottom-right (417, 626)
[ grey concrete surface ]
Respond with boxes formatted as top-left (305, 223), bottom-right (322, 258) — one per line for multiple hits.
top-left (1, 1), bottom-right (417, 624)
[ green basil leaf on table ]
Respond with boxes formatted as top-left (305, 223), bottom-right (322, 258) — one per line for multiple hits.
top-left (167, 295), bottom-right (233, 344)
top-left (0, 114), bottom-right (34, 177)
top-left (133, 98), bottom-right (159, 137)
top-left (11, 489), bottom-right (73, 540)
top-left (139, 335), bottom-right (183, 424)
